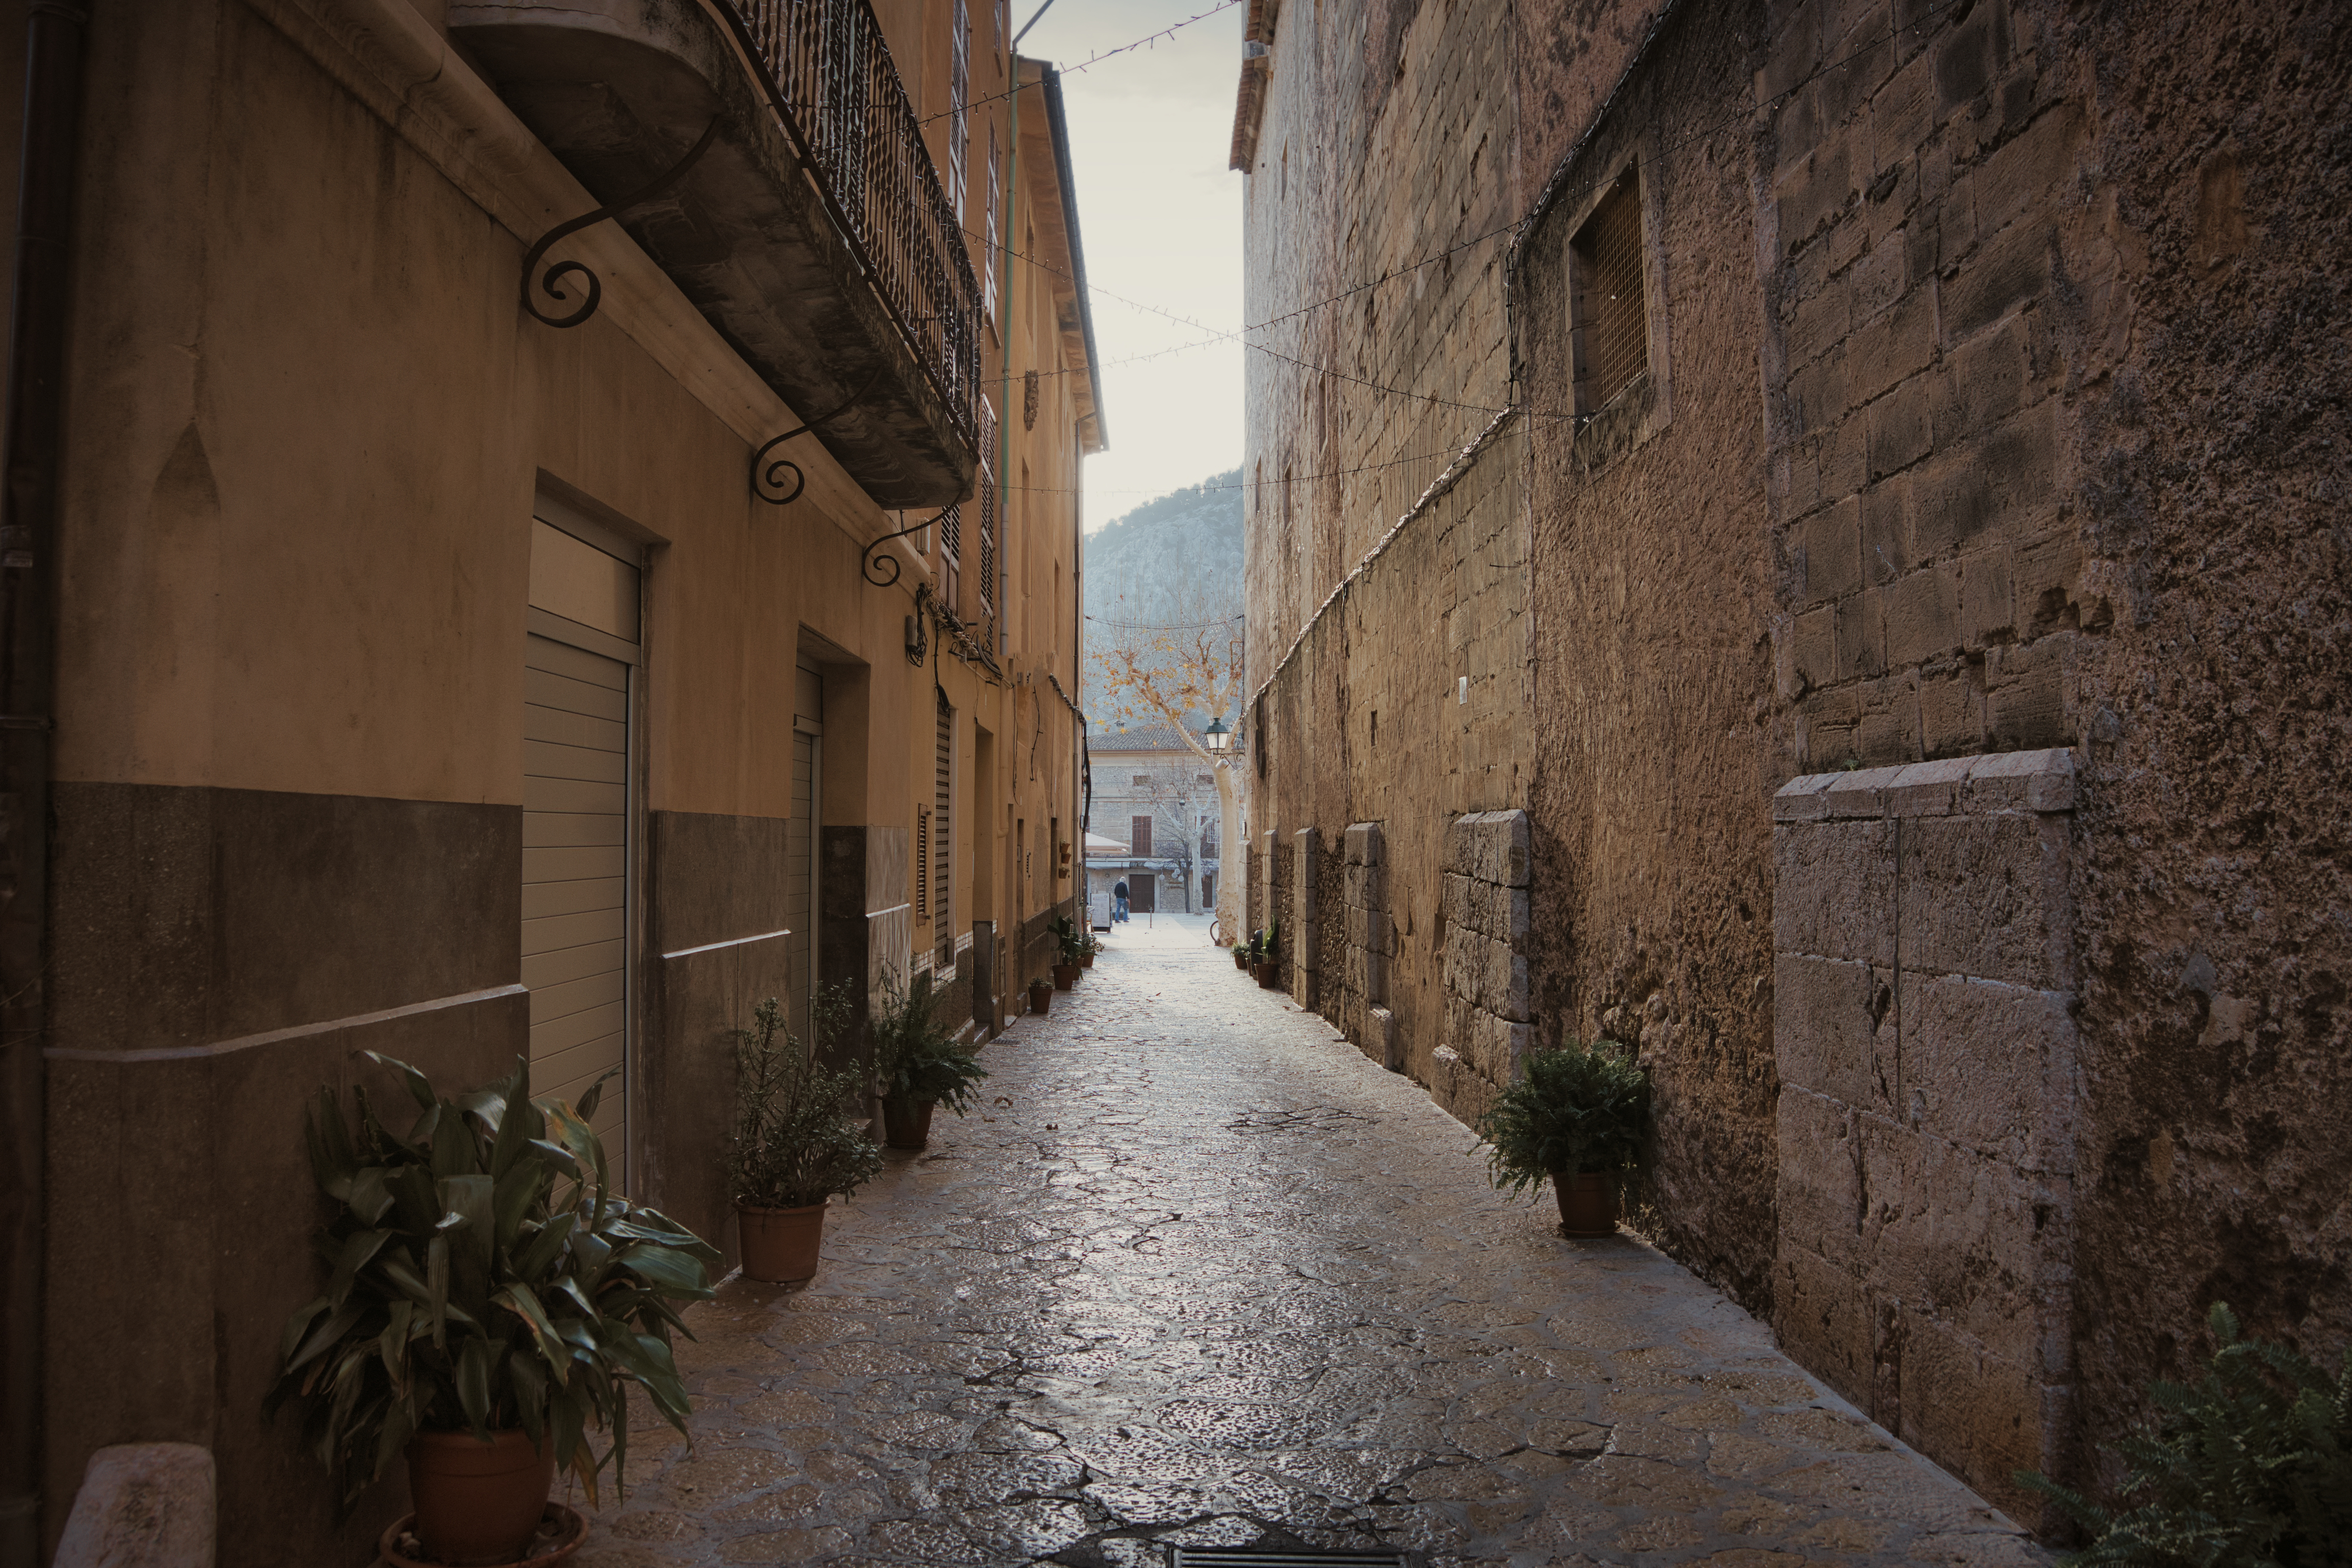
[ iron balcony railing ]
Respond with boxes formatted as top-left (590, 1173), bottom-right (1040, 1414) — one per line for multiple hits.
top-left (720, 0), bottom-right (985, 451)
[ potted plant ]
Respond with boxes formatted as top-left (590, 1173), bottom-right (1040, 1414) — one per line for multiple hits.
top-left (1027, 975), bottom-right (1054, 1015)
top-left (726, 990), bottom-right (884, 1285)
top-left (1233, 938), bottom-right (1250, 972)
top-left (269, 1053), bottom-right (717, 1566)
top-left (870, 969), bottom-right (989, 1151)
top-left (1254, 920), bottom-right (1284, 988)
top-left (1077, 931), bottom-right (1099, 969)
top-left (1478, 1039), bottom-right (1649, 1236)
top-left (1051, 915), bottom-right (1083, 989)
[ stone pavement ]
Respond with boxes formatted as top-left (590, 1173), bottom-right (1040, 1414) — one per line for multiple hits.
top-left (574, 914), bottom-right (2045, 1567)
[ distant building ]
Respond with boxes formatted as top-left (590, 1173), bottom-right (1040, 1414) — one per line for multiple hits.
top-left (1086, 725), bottom-right (1224, 918)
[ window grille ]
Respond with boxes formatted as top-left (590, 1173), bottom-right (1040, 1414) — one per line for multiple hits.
top-left (1023, 368), bottom-right (1039, 430)
top-left (1132, 774), bottom-right (1151, 786)
top-left (1571, 170), bottom-right (1648, 415)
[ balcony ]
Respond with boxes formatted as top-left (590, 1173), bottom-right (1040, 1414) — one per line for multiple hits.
top-left (451, 0), bottom-right (983, 508)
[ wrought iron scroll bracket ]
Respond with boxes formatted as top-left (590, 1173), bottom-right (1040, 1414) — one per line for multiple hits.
top-left (862, 512), bottom-right (935, 588)
top-left (521, 116), bottom-right (723, 329)
top-left (751, 367), bottom-right (883, 507)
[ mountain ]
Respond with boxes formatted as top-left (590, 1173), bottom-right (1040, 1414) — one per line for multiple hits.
top-left (1079, 468), bottom-right (1244, 718)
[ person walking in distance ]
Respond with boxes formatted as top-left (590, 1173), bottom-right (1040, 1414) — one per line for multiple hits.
top-left (1113, 879), bottom-right (1130, 923)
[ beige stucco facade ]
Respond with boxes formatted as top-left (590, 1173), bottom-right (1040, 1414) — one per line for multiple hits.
top-left (2, 0), bottom-right (1101, 1557)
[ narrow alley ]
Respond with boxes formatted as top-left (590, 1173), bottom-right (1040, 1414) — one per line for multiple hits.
top-left (577, 922), bottom-right (2043, 1568)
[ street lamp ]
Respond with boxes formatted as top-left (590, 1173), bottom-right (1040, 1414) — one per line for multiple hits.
top-left (1203, 716), bottom-right (1231, 753)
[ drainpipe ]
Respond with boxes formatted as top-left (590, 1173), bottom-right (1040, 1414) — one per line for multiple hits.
top-left (1, 4), bottom-right (90, 1562)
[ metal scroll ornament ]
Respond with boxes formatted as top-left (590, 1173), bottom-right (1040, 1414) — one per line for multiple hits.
top-left (520, 117), bottom-right (723, 329)
top-left (749, 368), bottom-right (883, 506)
top-left (861, 513), bottom-right (935, 588)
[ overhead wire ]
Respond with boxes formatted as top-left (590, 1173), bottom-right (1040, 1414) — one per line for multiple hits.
top-left (920, 0), bottom-right (1245, 128)
top-left (983, 0), bottom-right (1975, 408)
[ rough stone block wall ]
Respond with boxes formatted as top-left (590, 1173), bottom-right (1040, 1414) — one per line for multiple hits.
top-left (1516, 0), bottom-right (1784, 1309)
top-left (1240, 0), bottom-right (1540, 1119)
top-left (1337, 822), bottom-right (1400, 1069)
top-left (1435, 811), bottom-right (1533, 1126)
top-left (1289, 826), bottom-right (1321, 1008)
top-left (1773, 749), bottom-right (2078, 1518)
top-left (1764, 0), bottom-right (2115, 769)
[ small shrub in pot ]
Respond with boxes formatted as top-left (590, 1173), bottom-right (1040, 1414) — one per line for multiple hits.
top-left (725, 989), bottom-right (884, 1283)
top-left (1477, 1039), bottom-right (1648, 1236)
top-left (869, 970), bottom-right (988, 1150)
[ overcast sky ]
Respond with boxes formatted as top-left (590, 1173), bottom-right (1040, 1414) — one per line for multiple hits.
top-left (1017, 0), bottom-right (1246, 531)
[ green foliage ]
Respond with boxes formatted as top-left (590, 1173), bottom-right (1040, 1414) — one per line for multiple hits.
top-left (1052, 915), bottom-right (1086, 964)
top-left (2017, 1303), bottom-right (2352, 1567)
top-left (266, 1054), bottom-right (718, 1512)
top-left (724, 991), bottom-right (883, 1210)
top-left (1477, 1040), bottom-right (1649, 1190)
top-left (871, 970), bottom-right (989, 1115)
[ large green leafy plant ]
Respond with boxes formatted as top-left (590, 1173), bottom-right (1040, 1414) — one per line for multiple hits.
top-left (267, 1054), bottom-right (717, 1509)
top-left (2020, 1303), bottom-right (2351, 1566)
top-left (1052, 915), bottom-right (1085, 964)
top-left (870, 970), bottom-right (988, 1113)
top-left (724, 991), bottom-right (883, 1210)
top-left (1477, 1039), bottom-right (1649, 1194)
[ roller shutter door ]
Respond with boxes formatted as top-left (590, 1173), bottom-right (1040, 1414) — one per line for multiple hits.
top-left (523, 506), bottom-right (641, 1171)
top-left (523, 634), bottom-right (630, 1154)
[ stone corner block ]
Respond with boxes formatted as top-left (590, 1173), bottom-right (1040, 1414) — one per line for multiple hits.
top-left (55, 1443), bottom-right (217, 1568)
top-left (1964, 746), bottom-right (2077, 814)
top-left (1772, 772), bottom-right (1840, 821)
top-left (1885, 755), bottom-right (1975, 817)
top-left (1344, 821), bottom-right (1384, 866)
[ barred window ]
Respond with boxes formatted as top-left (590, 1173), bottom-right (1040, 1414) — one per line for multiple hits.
top-left (1570, 169), bottom-right (1648, 416)
top-left (1023, 368), bottom-right (1039, 430)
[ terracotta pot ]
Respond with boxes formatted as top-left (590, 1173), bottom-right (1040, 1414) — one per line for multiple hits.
top-left (1080, 952), bottom-right (1095, 969)
top-left (882, 1096), bottom-right (936, 1150)
top-left (1552, 1170), bottom-right (1620, 1237)
top-left (1233, 949), bottom-right (1249, 970)
top-left (1028, 983), bottom-right (1052, 1015)
top-left (736, 1200), bottom-right (827, 1283)
top-left (1255, 963), bottom-right (1282, 990)
top-left (407, 1428), bottom-right (557, 1566)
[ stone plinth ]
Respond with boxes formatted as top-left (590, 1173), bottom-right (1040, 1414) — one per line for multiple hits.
top-left (1772, 748), bottom-right (2077, 1517)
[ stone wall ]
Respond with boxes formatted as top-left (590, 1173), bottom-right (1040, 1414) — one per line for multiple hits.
top-left (1242, 0), bottom-right (2352, 1525)
top-left (1435, 812), bottom-right (1533, 1124)
top-left (1515, 0), bottom-right (1783, 1306)
top-left (1336, 823), bottom-right (1400, 1069)
top-left (1773, 749), bottom-right (2078, 1516)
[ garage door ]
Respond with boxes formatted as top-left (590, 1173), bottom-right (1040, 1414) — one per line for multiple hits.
top-left (523, 509), bottom-right (640, 1168)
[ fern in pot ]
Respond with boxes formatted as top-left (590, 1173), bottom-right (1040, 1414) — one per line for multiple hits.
top-left (1478, 1039), bottom-right (1649, 1236)
top-left (268, 1053), bottom-right (717, 1566)
top-left (870, 969), bottom-right (989, 1151)
top-left (725, 988), bottom-right (883, 1285)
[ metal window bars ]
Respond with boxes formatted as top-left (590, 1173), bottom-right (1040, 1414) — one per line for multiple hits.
top-left (724, 0), bottom-right (984, 449)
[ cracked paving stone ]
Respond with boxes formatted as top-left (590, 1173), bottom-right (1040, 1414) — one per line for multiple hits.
top-left (565, 915), bottom-right (2047, 1565)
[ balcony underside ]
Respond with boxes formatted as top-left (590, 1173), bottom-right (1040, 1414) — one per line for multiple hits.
top-left (452, 0), bottom-right (976, 509)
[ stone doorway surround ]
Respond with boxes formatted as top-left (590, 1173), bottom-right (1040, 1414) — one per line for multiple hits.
top-left (1771, 749), bottom-right (2079, 1519)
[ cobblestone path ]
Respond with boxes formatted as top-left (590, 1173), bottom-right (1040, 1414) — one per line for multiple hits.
top-left (580, 916), bottom-right (2043, 1568)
